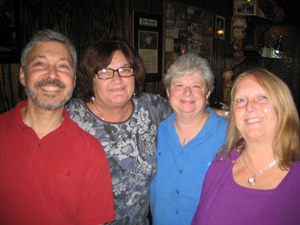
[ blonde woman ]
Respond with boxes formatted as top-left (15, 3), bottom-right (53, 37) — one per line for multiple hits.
top-left (192, 68), bottom-right (300, 225)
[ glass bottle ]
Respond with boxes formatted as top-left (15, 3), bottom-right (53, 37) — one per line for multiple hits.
top-left (273, 35), bottom-right (283, 58)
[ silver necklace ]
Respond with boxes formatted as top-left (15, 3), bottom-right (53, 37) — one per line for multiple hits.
top-left (182, 138), bottom-right (188, 147)
top-left (242, 151), bottom-right (276, 186)
top-left (91, 97), bottom-right (133, 122)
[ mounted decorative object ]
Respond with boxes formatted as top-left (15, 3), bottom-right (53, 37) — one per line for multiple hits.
top-left (234, 0), bottom-right (257, 16)
top-left (215, 15), bottom-right (225, 40)
top-left (231, 16), bottom-right (247, 57)
top-left (222, 70), bottom-right (234, 104)
top-left (133, 11), bottom-right (162, 82)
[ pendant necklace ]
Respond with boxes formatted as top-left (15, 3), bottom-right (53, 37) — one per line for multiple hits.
top-left (182, 138), bottom-right (188, 147)
top-left (91, 97), bottom-right (133, 122)
top-left (242, 151), bottom-right (276, 186)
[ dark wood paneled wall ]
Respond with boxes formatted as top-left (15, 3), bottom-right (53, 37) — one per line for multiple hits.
top-left (1, 0), bottom-right (299, 114)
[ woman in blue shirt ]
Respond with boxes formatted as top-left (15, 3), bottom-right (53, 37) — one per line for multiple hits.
top-left (150, 53), bottom-right (228, 225)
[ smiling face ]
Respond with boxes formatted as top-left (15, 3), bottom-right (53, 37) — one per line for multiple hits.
top-left (233, 76), bottom-right (278, 142)
top-left (92, 50), bottom-right (135, 108)
top-left (167, 72), bottom-right (210, 117)
top-left (20, 41), bottom-right (75, 111)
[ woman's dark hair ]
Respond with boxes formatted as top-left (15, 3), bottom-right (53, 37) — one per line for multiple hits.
top-left (75, 38), bottom-right (146, 102)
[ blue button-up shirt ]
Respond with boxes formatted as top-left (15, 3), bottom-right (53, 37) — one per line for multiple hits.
top-left (150, 107), bottom-right (228, 225)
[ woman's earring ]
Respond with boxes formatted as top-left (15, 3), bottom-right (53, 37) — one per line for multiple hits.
top-left (132, 93), bottom-right (136, 98)
top-left (91, 97), bottom-right (95, 103)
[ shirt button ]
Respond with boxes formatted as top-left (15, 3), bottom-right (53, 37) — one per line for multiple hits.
top-left (175, 210), bottom-right (179, 214)
top-left (158, 152), bottom-right (161, 156)
top-left (37, 144), bottom-right (41, 147)
top-left (179, 169), bottom-right (182, 173)
top-left (176, 190), bottom-right (179, 194)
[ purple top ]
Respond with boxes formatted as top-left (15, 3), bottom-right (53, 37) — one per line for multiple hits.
top-left (192, 149), bottom-right (300, 225)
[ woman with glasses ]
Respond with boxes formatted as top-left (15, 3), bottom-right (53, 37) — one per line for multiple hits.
top-left (65, 39), bottom-right (173, 225)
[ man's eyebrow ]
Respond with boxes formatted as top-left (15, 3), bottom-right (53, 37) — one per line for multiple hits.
top-left (59, 57), bottom-right (69, 61)
top-left (31, 55), bottom-right (46, 60)
top-left (31, 55), bottom-right (70, 62)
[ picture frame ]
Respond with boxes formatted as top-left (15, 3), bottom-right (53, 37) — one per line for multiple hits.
top-left (133, 11), bottom-right (162, 82)
top-left (215, 15), bottom-right (225, 40)
top-left (234, 0), bottom-right (257, 16)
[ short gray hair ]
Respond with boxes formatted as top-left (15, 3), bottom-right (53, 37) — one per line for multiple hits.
top-left (20, 29), bottom-right (77, 75)
top-left (163, 53), bottom-right (214, 94)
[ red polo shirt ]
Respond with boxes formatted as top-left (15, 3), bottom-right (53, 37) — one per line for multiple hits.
top-left (0, 101), bottom-right (115, 225)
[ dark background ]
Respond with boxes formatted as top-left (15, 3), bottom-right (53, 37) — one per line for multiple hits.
top-left (0, 0), bottom-right (299, 113)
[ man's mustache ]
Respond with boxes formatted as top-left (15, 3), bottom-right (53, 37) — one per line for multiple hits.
top-left (34, 79), bottom-right (66, 89)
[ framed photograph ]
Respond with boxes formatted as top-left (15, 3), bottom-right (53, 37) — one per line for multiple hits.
top-left (215, 15), bottom-right (225, 40)
top-left (234, 0), bottom-right (257, 16)
top-left (133, 11), bottom-right (162, 82)
top-left (0, 0), bottom-right (20, 63)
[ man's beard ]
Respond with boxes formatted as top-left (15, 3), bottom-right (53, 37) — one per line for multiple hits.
top-left (25, 79), bottom-right (74, 110)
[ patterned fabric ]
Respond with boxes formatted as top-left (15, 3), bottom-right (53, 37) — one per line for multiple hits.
top-left (66, 93), bottom-right (172, 225)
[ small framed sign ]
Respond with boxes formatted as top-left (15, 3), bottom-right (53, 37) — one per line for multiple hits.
top-left (234, 0), bottom-right (257, 16)
top-left (133, 11), bottom-right (162, 82)
top-left (215, 15), bottom-right (225, 40)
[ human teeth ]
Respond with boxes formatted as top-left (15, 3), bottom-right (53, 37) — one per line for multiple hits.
top-left (42, 86), bottom-right (60, 91)
top-left (246, 118), bottom-right (262, 123)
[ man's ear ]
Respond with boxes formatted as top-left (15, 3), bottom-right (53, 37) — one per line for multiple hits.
top-left (19, 68), bottom-right (26, 86)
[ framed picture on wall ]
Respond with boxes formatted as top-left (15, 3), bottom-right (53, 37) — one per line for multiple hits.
top-left (133, 11), bottom-right (162, 82)
top-left (215, 15), bottom-right (225, 40)
top-left (234, 0), bottom-right (257, 16)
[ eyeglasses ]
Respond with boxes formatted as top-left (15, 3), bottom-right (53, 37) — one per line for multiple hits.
top-left (95, 67), bottom-right (135, 80)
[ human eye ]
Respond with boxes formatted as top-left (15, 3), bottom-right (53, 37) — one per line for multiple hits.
top-left (256, 95), bottom-right (269, 103)
top-left (59, 63), bottom-right (70, 70)
top-left (235, 97), bottom-right (246, 107)
top-left (101, 68), bottom-right (113, 75)
top-left (120, 67), bottom-right (129, 72)
top-left (33, 61), bottom-right (45, 68)
top-left (100, 69), bottom-right (108, 74)
top-left (175, 83), bottom-right (183, 88)
top-left (96, 68), bottom-right (113, 79)
top-left (35, 61), bottom-right (43, 66)
top-left (119, 67), bottom-right (134, 76)
top-left (192, 85), bottom-right (201, 90)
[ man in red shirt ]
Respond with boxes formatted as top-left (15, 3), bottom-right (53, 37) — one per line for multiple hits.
top-left (0, 29), bottom-right (115, 225)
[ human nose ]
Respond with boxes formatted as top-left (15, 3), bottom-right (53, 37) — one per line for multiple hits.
top-left (246, 99), bottom-right (256, 112)
top-left (47, 65), bottom-right (58, 80)
top-left (112, 70), bottom-right (121, 83)
top-left (183, 86), bottom-right (192, 96)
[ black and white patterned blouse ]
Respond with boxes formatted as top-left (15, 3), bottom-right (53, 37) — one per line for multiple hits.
top-left (66, 93), bottom-right (172, 225)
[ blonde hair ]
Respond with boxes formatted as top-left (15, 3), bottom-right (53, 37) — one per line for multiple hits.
top-left (220, 68), bottom-right (300, 169)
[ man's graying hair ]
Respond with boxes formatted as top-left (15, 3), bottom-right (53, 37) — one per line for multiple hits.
top-left (20, 29), bottom-right (77, 75)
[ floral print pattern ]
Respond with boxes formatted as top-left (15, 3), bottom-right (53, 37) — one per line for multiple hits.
top-left (66, 93), bottom-right (172, 225)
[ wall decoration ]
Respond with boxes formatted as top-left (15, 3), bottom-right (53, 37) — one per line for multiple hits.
top-left (215, 15), bottom-right (225, 40)
top-left (164, 1), bottom-right (214, 72)
top-left (133, 11), bottom-right (162, 82)
top-left (234, 0), bottom-right (257, 16)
